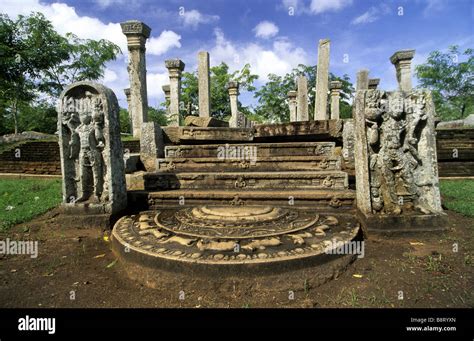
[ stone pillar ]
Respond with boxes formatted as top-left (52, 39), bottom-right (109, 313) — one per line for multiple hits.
top-left (58, 81), bottom-right (127, 223)
top-left (368, 78), bottom-right (380, 90)
top-left (329, 81), bottom-right (342, 120)
top-left (288, 90), bottom-right (297, 122)
top-left (198, 51), bottom-right (211, 118)
top-left (120, 20), bottom-right (151, 138)
top-left (314, 39), bottom-right (330, 120)
top-left (124, 88), bottom-right (133, 134)
top-left (227, 81), bottom-right (242, 127)
top-left (356, 69), bottom-right (369, 91)
top-left (296, 75), bottom-right (309, 121)
top-left (140, 121), bottom-right (164, 172)
top-left (162, 85), bottom-right (170, 103)
top-left (165, 59), bottom-right (185, 127)
top-left (162, 84), bottom-right (170, 117)
top-left (342, 119), bottom-right (355, 166)
top-left (390, 49), bottom-right (415, 92)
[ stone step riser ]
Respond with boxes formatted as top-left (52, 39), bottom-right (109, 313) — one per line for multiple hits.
top-left (164, 142), bottom-right (336, 158)
top-left (128, 190), bottom-right (355, 210)
top-left (157, 157), bottom-right (341, 172)
top-left (148, 200), bottom-right (354, 210)
top-left (143, 172), bottom-right (349, 190)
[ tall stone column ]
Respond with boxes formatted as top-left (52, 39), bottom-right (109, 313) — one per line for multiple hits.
top-left (329, 81), bottom-right (342, 120)
top-left (165, 59), bottom-right (185, 127)
top-left (198, 51), bottom-right (211, 118)
top-left (124, 88), bottom-right (132, 134)
top-left (390, 49), bottom-right (415, 92)
top-left (368, 78), bottom-right (380, 90)
top-left (120, 20), bottom-right (151, 138)
top-left (227, 81), bottom-right (242, 127)
top-left (288, 90), bottom-right (297, 122)
top-left (356, 69), bottom-right (369, 91)
top-left (162, 85), bottom-right (170, 114)
top-left (296, 75), bottom-right (309, 121)
top-left (314, 39), bottom-right (330, 120)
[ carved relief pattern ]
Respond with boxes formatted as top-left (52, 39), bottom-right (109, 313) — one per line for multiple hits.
top-left (363, 90), bottom-right (439, 215)
top-left (112, 208), bottom-right (361, 264)
top-left (61, 91), bottom-right (107, 203)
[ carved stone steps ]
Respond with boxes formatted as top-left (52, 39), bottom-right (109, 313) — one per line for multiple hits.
top-left (157, 155), bottom-right (342, 172)
top-left (143, 171), bottom-right (349, 191)
top-left (162, 120), bottom-right (343, 144)
top-left (129, 188), bottom-right (355, 210)
top-left (253, 120), bottom-right (343, 140)
top-left (164, 141), bottom-right (336, 158)
top-left (163, 127), bottom-right (254, 143)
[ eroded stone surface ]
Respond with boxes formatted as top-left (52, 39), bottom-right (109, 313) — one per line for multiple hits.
top-left (354, 89), bottom-right (443, 217)
top-left (58, 81), bottom-right (127, 215)
top-left (121, 21), bottom-right (150, 138)
top-left (315, 39), bottom-right (330, 120)
top-left (111, 206), bottom-right (361, 268)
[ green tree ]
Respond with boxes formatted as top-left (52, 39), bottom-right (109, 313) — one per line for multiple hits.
top-left (148, 107), bottom-right (168, 126)
top-left (39, 33), bottom-right (121, 97)
top-left (0, 12), bottom-right (69, 133)
top-left (253, 64), bottom-right (354, 123)
top-left (119, 107), bottom-right (168, 134)
top-left (415, 45), bottom-right (474, 121)
top-left (180, 62), bottom-right (258, 121)
top-left (0, 12), bottom-right (121, 134)
top-left (119, 108), bottom-right (132, 134)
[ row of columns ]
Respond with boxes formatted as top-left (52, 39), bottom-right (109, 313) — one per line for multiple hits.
top-left (288, 44), bottom-right (415, 121)
top-left (120, 20), bottom-right (416, 132)
top-left (354, 49), bottom-right (414, 93)
top-left (289, 39), bottom-right (333, 122)
top-left (120, 20), bottom-right (246, 134)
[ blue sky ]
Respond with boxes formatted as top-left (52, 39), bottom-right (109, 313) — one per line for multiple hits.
top-left (2, 0), bottom-right (473, 108)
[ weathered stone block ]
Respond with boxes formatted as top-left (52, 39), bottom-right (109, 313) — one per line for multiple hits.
top-left (140, 121), bottom-right (164, 172)
top-left (58, 81), bottom-right (127, 223)
top-left (184, 116), bottom-right (229, 127)
top-left (353, 89), bottom-right (445, 231)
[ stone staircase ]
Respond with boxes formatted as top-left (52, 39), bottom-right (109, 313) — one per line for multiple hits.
top-left (129, 125), bottom-right (356, 211)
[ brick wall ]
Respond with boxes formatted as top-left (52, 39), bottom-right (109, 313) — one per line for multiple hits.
top-left (436, 129), bottom-right (474, 177)
top-left (0, 139), bottom-right (140, 175)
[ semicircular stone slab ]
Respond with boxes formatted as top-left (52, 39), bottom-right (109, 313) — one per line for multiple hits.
top-left (111, 205), bottom-right (362, 276)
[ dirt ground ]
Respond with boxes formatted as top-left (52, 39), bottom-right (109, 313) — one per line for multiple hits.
top-left (0, 208), bottom-right (473, 308)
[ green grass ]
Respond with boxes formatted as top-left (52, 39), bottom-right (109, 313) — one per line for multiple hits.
top-left (440, 179), bottom-right (474, 217)
top-left (121, 135), bottom-right (139, 142)
top-left (0, 178), bottom-right (62, 230)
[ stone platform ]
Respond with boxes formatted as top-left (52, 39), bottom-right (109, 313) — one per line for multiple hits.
top-left (111, 204), bottom-right (362, 277)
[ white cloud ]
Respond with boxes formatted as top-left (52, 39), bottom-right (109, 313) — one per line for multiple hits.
top-left (1, 0), bottom-right (183, 107)
top-left (209, 28), bottom-right (308, 83)
top-left (352, 8), bottom-right (379, 25)
top-left (180, 9), bottom-right (219, 29)
top-left (103, 69), bottom-right (118, 83)
top-left (351, 4), bottom-right (391, 25)
top-left (2, 0), bottom-right (181, 55)
top-left (253, 21), bottom-right (279, 39)
top-left (280, 0), bottom-right (352, 15)
top-left (95, 0), bottom-right (125, 9)
top-left (147, 31), bottom-right (182, 56)
top-left (147, 72), bottom-right (169, 100)
top-left (1, 1), bottom-right (126, 50)
top-left (309, 0), bottom-right (352, 14)
top-left (422, 0), bottom-right (447, 16)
